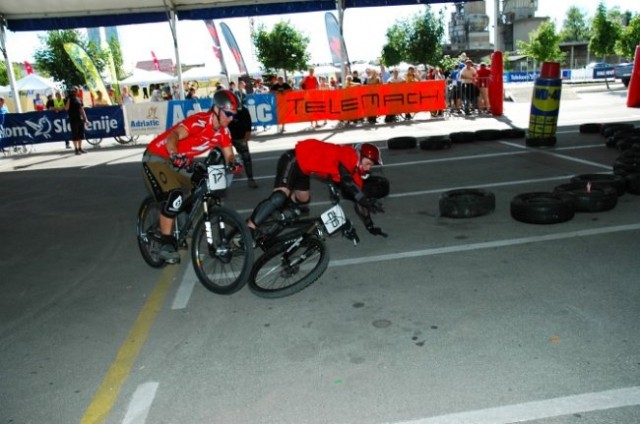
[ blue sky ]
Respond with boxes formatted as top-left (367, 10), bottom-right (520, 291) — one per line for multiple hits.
top-left (3, 0), bottom-right (632, 74)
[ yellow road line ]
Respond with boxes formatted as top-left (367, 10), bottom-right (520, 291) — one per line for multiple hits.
top-left (80, 264), bottom-right (180, 424)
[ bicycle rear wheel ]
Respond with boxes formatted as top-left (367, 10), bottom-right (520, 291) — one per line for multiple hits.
top-left (136, 196), bottom-right (166, 268)
top-left (191, 207), bottom-right (254, 295)
top-left (86, 138), bottom-right (102, 146)
top-left (249, 236), bottom-right (329, 299)
top-left (115, 135), bottom-right (138, 145)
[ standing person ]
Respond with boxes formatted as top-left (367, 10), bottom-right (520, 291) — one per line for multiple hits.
top-left (228, 97), bottom-right (257, 188)
top-left (65, 87), bottom-right (89, 155)
top-left (476, 62), bottom-right (492, 114)
top-left (93, 90), bottom-right (109, 106)
top-left (50, 91), bottom-right (71, 149)
top-left (460, 59), bottom-right (478, 116)
top-left (45, 94), bottom-right (54, 110)
top-left (385, 69), bottom-right (404, 123)
top-left (301, 67), bottom-right (320, 128)
top-left (270, 76), bottom-right (292, 134)
top-left (365, 69), bottom-right (382, 124)
top-left (120, 87), bottom-right (135, 104)
top-left (0, 96), bottom-right (8, 154)
top-left (33, 93), bottom-right (45, 111)
top-left (246, 140), bottom-right (386, 237)
top-left (141, 89), bottom-right (240, 263)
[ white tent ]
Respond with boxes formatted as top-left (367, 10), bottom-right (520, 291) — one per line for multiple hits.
top-left (119, 68), bottom-right (176, 85)
top-left (181, 66), bottom-right (225, 82)
top-left (0, 85), bottom-right (9, 94)
top-left (14, 73), bottom-right (60, 93)
top-left (313, 65), bottom-right (341, 77)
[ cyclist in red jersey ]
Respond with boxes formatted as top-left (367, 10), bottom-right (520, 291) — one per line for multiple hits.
top-left (142, 89), bottom-right (240, 262)
top-left (247, 139), bottom-right (388, 237)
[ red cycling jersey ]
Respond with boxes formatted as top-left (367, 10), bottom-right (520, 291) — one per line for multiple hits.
top-left (146, 112), bottom-right (232, 159)
top-left (294, 139), bottom-right (364, 188)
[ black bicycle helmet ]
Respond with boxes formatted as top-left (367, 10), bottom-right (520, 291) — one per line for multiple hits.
top-left (212, 89), bottom-right (238, 114)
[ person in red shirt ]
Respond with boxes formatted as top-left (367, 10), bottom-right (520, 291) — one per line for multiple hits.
top-left (142, 89), bottom-right (240, 262)
top-left (476, 63), bottom-right (492, 114)
top-left (247, 139), bottom-right (387, 237)
top-left (301, 67), bottom-right (322, 128)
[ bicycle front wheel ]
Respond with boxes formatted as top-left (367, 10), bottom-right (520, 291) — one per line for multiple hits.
top-left (136, 196), bottom-right (165, 268)
top-left (86, 138), bottom-right (102, 146)
top-left (191, 207), bottom-right (254, 295)
top-left (249, 236), bottom-right (329, 299)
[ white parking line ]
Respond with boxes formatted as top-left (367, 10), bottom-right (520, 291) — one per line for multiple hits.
top-left (171, 265), bottom-right (196, 310)
top-left (500, 141), bottom-right (612, 170)
top-left (388, 386), bottom-right (640, 424)
top-left (121, 382), bottom-right (158, 424)
top-left (330, 223), bottom-right (640, 268)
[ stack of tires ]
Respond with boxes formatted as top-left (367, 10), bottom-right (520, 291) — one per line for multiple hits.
top-left (510, 173), bottom-right (626, 224)
top-left (613, 145), bottom-right (640, 195)
top-left (387, 127), bottom-right (525, 152)
top-left (580, 122), bottom-right (640, 151)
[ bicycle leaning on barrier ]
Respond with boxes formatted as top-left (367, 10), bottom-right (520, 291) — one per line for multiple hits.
top-left (136, 147), bottom-right (254, 294)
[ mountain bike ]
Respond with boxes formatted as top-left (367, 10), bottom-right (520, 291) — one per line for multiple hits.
top-left (248, 182), bottom-right (362, 299)
top-left (136, 148), bottom-right (254, 295)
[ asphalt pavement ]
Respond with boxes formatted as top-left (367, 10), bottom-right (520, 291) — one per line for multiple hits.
top-left (1, 83), bottom-right (640, 424)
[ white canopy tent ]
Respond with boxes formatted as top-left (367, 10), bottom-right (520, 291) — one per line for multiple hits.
top-left (181, 66), bottom-right (225, 82)
top-left (14, 73), bottom-right (61, 93)
top-left (118, 68), bottom-right (177, 86)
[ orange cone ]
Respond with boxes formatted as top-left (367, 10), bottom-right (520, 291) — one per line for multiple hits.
top-left (627, 45), bottom-right (640, 108)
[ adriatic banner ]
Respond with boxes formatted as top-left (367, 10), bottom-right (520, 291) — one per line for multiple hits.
top-left (0, 106), bottom-right (125, 146)
top-left (275, 80), bottom-right (447, 123)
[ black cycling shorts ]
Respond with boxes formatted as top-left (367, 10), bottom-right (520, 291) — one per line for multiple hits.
top-left (274, 150), bottom-right (310, 192)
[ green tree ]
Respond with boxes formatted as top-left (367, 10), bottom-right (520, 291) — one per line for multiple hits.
top-left (615, 14), bottom-right (640, 59)
top-left (34, 29), bottom-right (106, 88)
top-left (590, 2), bottom-right (621, 88)
top-left (252, 21), bottom-right (310, 77)
top-left (381, 7), bottom-right (445, 67)
top-left (560, 6), bottom-right (590, 42)
top-left (0, 60), bottom-right (9, 86)
top-left (516, 20), bottom-right (566, 64)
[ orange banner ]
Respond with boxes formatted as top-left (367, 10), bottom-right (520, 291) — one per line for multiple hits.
top-left (275, 80), bottom-right (446, 123)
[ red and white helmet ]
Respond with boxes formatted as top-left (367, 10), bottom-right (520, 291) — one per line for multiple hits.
top-left (359, 143), bottom-right (382, 165)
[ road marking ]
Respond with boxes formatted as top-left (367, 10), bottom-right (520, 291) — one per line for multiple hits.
top-left (80, 266), bottom-right (180, 424)
top-left (122, 382), bottom-right (158, 424)
top-left (388, 386), bottom-right (640, 424)
top-left (500, 141), bottom-right (612, 170)
top-left (172, 264), bottom-right (196, 310)
top-left (330, 223), bottom-right (640, 268)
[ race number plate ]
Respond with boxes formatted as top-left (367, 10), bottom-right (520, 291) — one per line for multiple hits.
top-left (207, 165), bottom-right (227, 190)
top-left (320, 204), bottom-right (346, 234)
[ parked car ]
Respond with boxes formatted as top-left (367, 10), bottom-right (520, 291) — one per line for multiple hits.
top-left (614, 62), bottom-right (634, 87)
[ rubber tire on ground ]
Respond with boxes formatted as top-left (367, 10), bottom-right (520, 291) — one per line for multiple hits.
top-left (387, 136), bottom-right (417, 149)
top-left (626, 173), bottom-right (640, 195)
top-left (419, 135), bottom-right (452, 150)
top-left (553, 183), bottom-right (618, 212)
top-left (601, 123), bottom-right (635, 137)
top-left (249, 236), bottom-right (329, 299)
top-left (191, 208), bottom-right (254, 295)
top-left (526, 136), bottom-right (557, 147)
top-left (474, 129), bottom-right (502, 141)
top-left (616, 137), bottom-right (640, 152)
top-left (579, 123), bottom-right (602, 134)
top-left (136, 196), bottom-right (166, 268)
top-left (510, 192), bottom-right (575, 224)
top-left (613, 157), bottom-right (640, 177)
top-left (450, 131), bottom-right (475, 143)
top-left (439, 189), bottom-right (496, 218)
top-left (363, 175), bottom-right (390, 199)
top-left (500, 128), bottom-right (526, 139)
top-left (569, 173), bottom-right (626, 196)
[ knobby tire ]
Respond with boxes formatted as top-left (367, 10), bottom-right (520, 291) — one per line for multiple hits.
top-left (136, 196), bottom-right (166, 268)
top-left (249, 236), bottom-right (329, 299)
top-left (191, 207), bottom-right (254, 295)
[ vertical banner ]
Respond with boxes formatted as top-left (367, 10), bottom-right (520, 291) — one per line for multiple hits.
top-left (24, 61), bottom-right (34, 74)
top-left (63, 42), bottom-right (112, 105)
top-left (324, 12), bottom-right (350, 71)
top-left (102, 37), bottom-right (121, 104)
top-left (220, 22), bottom-right (248, 75)
top-left (151, 51), bottom-right (160, 71)
top-left (204, 20), bottom-right (229, 78)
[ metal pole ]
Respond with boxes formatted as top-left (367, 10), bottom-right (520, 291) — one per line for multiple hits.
top-left (0, 19), bottom-right (22, 112)
top-left (493, 0), bottom-right (500, 52)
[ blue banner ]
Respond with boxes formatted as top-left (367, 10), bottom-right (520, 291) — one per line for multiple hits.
top-left (593, 67), bottom-right (614, 79)
top-left (0, 106), bottom-right (125, 147)
top-left (244, 94), bottom-right (277, 126)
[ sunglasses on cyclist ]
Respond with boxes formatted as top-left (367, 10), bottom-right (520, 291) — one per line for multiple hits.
top-left (221, 109), bottom-right (236, 118)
